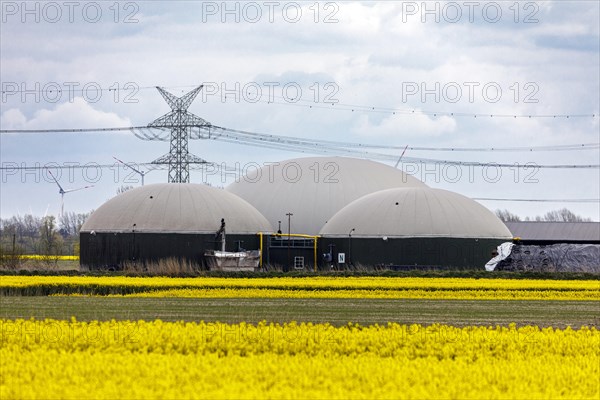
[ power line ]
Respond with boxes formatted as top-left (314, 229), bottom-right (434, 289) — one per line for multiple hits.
top-left (2, 125), bottom-right (599, 169)
top-left (3, 125), bottom-right (597, 152)
top-left (249, 96), bottom-right (599, 119)
top-left (0, 162), bottom-right (216, 171)
top-left (473, 198), bottom-right (599, 203)
top-left (196, 125), bottom-right (599, 152)
top-left (3, 82), bottom-right (598, 119)
top-left (0, 127), bottom-right (145, 133)
top-left (192, 126), bottom-right (600, 168)
top-left (403, 144), bottom-right (599, 152)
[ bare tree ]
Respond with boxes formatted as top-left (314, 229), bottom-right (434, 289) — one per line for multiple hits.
top-left (541, 208), bottom-right (592, 222)
top-left (499, 208), bottom-right (592, 223)
top-left (23, 214), bottom-right (42, 238)
top-left (59, 211), bottom-right (92, 237)
top-left (0, 232), bottom-right (24, 269)
top-left (39, 216), bottom-right (63, 266)
top-left (2, 211), bottom-right (93, 258)
top-left (1, 214), bottom-right (44, 254)
top-left (495, 209), bottom-right (521, 222)
top-left (117, 185), bottom-right (134, 195)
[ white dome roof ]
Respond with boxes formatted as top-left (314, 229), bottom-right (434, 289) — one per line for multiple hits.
top-left (319, 187), bottom-right (513, 239)
top-left (226, 157), bottom-right (426, 235)
top-left (81, 183), bottom-right (273, 234)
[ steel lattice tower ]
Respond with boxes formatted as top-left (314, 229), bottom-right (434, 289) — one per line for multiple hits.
top-left (148, 85), bottom-right (210, 183)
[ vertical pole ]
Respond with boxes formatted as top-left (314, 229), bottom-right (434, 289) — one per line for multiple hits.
top-left (348, 228), bottom-right (355, 266)
top-left (132, 223), bottom-right (136, 264)
top-left (286, 213), bottom-right (293, 272)
top-left (258, 232), bottom-right (263, 269)
top-left (313, 236), bottom-right (317, 272)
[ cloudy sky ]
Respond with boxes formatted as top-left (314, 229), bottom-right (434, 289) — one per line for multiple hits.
top-left (1, 0), bottom-right (599, 221)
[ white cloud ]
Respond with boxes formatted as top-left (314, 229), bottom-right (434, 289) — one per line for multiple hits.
top-left (0, 108), bottom-right (27, 129)
top-left (1, 97), bottom-right (131, 130)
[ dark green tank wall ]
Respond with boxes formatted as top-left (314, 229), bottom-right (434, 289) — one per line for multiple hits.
top-left (318, 237), bottom-right (506, 269)
top-left (81, 232), bottom-right (505, 270)
top-left (79, 232), bottom-right (261, 270)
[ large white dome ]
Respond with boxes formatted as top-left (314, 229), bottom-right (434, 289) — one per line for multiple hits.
top-left (226, 157), bottom-right (426, 235)
top-left (319, 187), bottom-right (513, 239)
top-left (81, 183), bottom-right (273, 234)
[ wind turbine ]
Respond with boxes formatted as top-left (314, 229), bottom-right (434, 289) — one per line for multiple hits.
top-left (113, 156), bottom-right (147, 186)
top-left (46, 169), bottom-right (94, 218)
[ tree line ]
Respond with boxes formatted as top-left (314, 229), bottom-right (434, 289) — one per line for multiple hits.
top-left (0, 211), bottom-right (92, 258)
top-left (495, 208), bottom-right (593, 223)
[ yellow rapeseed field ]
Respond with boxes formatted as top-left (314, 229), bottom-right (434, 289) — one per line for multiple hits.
top-left (7, 255), bottom-right (79, 261)
top-left (1, 319), bottom-right (598, 399)
top-left (2, 276), bottom-right (598, 398)
top-left (2, 276), bottom-right (599, 300)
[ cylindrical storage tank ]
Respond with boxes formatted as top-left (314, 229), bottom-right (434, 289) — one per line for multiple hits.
top-left (80, 183), bottom-right (273, 269)
top-left (319, 187), bottom-right (513, 268)
top-left (227, 156), bottom-right (426, 235)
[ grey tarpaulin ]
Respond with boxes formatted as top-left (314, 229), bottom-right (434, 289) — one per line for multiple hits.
top-left (492, 243), bottom-right (600, 273)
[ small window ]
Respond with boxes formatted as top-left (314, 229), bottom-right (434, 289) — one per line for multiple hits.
top-left (294, 256), bottom-right (304, 270)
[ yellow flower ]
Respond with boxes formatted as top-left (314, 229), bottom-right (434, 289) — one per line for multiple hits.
top-left (2, 276), bottom-right (599, 301)
top-left (1, 319), bottom-right (598, 399)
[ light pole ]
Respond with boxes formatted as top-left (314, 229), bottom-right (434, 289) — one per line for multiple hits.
top-left (286, 213), bottom-right (293, 272)
top-left (132, 223), bottom-right (137, 264)
top-left (348, 228), bottom-right (355, 267)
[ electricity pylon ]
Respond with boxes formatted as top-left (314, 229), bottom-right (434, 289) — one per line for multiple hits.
top-left (148, 86), bottom-right (210, 183)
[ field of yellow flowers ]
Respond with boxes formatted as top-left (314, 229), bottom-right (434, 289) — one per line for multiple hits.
top-left (2, 275), bottom-right (599, 300)
top-left (1, 319), bottom-right (598, 399)
top-left (1, 275), bottom-right (599, 398)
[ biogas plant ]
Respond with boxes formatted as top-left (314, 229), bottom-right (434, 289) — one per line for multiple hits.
top-left (77, 86), bottom-right (512, 271)
top-left (56, 85), bottom-right (593, 272)
top-left (80, 156), bottom-right (513, 271)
